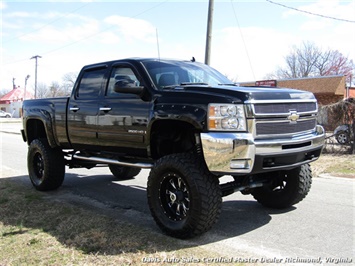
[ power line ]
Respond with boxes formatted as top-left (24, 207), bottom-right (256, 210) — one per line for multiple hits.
top-left (2, 3), bottom-right (90, 44)
top-left (266, 0), bottom-right (355, 23)
top-left (230, 0), bottom-right (256, 80)
top-left (40, 0), bottom-right (169, 57)
top-left (2, 1), bottom-right (169, 66)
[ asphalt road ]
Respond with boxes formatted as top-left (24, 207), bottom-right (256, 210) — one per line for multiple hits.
top-left (1, 130), bottom-right (354, 264)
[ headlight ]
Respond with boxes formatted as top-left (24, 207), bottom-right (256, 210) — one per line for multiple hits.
top-left (208, 104), bottom-right (247, 131)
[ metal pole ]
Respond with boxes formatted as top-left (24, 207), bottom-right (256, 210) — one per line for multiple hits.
top-left (24, 75), bottom-right (30, 100)
top-left (31, 55), bottom-right (41, 99)
top-left (156, 28), bottom-right (161, 60)
top-left (205, 0), bottom-right (214, 65)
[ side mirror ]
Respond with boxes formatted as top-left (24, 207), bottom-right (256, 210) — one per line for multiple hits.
top-left (114, 80), bottom-right (144, 95)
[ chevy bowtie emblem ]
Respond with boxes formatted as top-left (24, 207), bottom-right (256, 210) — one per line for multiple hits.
top-left (288, 111), bottom-right (300, 122)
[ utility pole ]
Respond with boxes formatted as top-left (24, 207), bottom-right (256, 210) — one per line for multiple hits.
top-left (24, 75), bottom-right (30, 100)
top-left (31, 55), bottom-right (42, 99)
top-left (204, 0), bottom-right (214, 65)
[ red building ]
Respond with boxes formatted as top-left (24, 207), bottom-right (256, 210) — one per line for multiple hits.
top-left (0, 87), bottom-right (34, 118)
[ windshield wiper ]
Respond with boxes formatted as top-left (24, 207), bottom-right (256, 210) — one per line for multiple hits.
top-left (161, 82), bottom-right (209, 89)
top-left (218, 83), bottom-right (239, 86)
top-left (181, 82), bottom-right (209, 86)
top-left (161, 84), bottom-right (179, 89)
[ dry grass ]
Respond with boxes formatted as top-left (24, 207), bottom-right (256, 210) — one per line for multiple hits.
top-left (1, 154), bottom-right (352, 265)
top-left (0, 179), bottom-right (231, 266)
top-left (310, 154), bottom-right (355, 178)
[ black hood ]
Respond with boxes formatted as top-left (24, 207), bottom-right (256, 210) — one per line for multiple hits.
top-left (176, 85), bottom-right (316, 102)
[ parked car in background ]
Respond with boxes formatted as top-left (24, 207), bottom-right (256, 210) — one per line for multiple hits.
top-left (334, 124), bottom-right (353, 144)
top-left (0, 110), bottom-right (12, 118)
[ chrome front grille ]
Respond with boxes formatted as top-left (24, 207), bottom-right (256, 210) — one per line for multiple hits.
top-left (256, 119), bottom-right (317, 135)
top-left (254, 102), bottom-right (317, 115)
top-left (251, 101), bottom-right (318, 137)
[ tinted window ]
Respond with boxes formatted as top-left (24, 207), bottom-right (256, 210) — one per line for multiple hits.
top-left (76, 68), bottom-right (106, 98)
top-left (142, 60), bottom-right (232, 89)
top-left (106, 67), bottom-right (140, 97)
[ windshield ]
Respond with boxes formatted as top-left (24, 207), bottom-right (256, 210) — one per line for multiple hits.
top-left (142, 60), bottom-right (232, 90)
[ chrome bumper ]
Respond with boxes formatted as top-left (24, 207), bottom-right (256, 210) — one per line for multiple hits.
top-left (200, 125), bottom-right (325, 174)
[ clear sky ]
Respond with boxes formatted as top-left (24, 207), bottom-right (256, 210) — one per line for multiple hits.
top-left (1, 0), bottom-right (354, 92)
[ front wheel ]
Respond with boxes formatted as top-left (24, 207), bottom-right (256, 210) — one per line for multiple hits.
top-left (147, 153), bottom-right (222, 239)
top-left (251, 164), bottom-right (312, 209)
top-left (28, 139), bottom-right (65, 191)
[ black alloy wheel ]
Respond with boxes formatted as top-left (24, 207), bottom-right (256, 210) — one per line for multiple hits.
top-left (147, 153), bottom-right (222, 239)
top-left (32, 152), bottom-right (45, 186)
top-left (159, 173), bottom-right (190, 221)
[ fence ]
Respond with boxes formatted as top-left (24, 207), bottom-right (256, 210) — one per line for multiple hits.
top-left (318, 98), bottom-right (355, 154)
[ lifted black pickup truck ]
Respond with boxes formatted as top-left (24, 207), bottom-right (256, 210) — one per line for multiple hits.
top-left (22, 58), bottom-right (325, 238)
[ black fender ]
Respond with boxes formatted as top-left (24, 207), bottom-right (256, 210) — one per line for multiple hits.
top-left (146, 103), bottom-right (207, 157)
top-left (23, 106), bottom-right (59, 148)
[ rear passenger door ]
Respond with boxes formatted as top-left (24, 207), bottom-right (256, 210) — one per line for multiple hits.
top-left (67, 65), bottom-right (107, 149)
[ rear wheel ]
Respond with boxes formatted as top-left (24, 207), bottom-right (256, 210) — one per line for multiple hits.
top-left (147, 153), bottom-right (222, 239)
top-left (251, 164), bottom-right (312, 209)
top-left (108, 165), bottom-right (141, 180)
top-left (27, 139), bottom-right (65, 191)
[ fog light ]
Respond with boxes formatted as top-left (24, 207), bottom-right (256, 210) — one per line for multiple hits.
top-left (230, 159), bottom-right (251, 169)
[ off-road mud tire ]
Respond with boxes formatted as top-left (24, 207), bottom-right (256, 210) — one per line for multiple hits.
top-left (147, 153), bottom-right (222, 239)
top-left (251, 164), bottom-right (312, 209)
top-left (108, 165), bottom-right (141, 180)
top-left (27, 138), bottom-right (65, 191)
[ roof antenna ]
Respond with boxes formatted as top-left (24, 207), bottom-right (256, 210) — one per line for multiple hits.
top-left (156, 28), bottom-right (160, 61)
top-left (191, 57), bottom-right (195, 62)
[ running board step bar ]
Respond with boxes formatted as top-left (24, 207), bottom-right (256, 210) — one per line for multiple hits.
top-left (73, 155), bottom-right (153, 169)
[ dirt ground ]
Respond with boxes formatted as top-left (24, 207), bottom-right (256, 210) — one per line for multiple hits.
top-left (310, 154), bottom-right (355, 178)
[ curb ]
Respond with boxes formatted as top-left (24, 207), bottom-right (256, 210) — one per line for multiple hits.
top-left (0, 120), bottom-right (22, 135)
top-left (318, 173), bottom-right (355, 180)
top-left (0, 130), bottom-right (21, 135)
top-left (0, 119), bottom-right (22, 123)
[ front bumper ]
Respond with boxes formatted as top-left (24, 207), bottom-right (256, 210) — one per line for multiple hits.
top-left (200, 125), bottom-right (325, 175)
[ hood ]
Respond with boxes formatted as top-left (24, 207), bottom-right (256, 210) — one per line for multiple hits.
top-left (228, 86), bottom-right (316, 101)
top-left (173, 85), bottom-right (316, 102)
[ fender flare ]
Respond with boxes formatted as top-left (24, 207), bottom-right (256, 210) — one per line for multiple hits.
top-left (23, 109), bottom-right (59, 148)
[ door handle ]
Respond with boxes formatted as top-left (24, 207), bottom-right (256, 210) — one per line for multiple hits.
top-left (70, 107), bottom-right (80, 112)
top-left (99, 107), bottom-right (112, 112)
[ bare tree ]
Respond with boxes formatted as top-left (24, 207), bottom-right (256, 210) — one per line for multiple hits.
top-left (319, 50), bottom-right (354, 82)
top-left (29, 72), bottom-right (78, 99)
top-left (48, 81), bottom-right (62, 98)
top-left (0, 89), bottom-right (11, 98)
top-left (270, 41), bottom-right (354, 80)
top-left (36, 82), bottom-right (48, 99)
top-left (62, 72), bottom-right (78, 96)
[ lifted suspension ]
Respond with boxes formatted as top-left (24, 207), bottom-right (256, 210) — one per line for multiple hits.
top-left (220, 176), bottom-right (266, 197)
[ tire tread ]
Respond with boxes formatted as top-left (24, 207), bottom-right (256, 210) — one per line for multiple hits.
top-left (147, 153), bottom-right (222, 238)
top-left (28, 138), bottom-right (65, 191)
